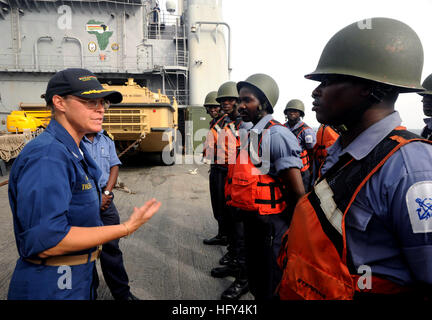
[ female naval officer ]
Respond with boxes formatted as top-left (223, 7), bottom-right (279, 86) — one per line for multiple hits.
top-left (7, 68), bottom-right (160, 299)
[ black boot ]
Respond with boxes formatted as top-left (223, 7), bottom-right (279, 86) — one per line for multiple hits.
top-left (211, 264), bottom-right (240, 278)
top-left (221, 278), bottom-right (249, 300)
top-left (127, 293), bottom-right (140, 300)
top-left (203, 235), bottom-right (228, 246)
top-left (219, 252), bottom-right (234, 265)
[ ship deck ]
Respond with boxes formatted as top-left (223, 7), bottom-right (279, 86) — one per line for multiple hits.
top-left (0, 155), bottom-right (253, 300)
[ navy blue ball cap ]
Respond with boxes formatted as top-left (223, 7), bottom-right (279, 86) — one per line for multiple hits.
top-left (44, 68), bottom-right (122, 104)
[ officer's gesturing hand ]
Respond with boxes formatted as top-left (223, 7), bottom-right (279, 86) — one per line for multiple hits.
top-left (37, 199), bottom-right (161, 258)
top-left (122, 199), bottom-right (161, 235)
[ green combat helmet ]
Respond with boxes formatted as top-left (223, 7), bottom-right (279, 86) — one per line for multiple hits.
top-left (305, 17), bottom-right (425, 93)
top-left (284, 99), bottom-right (305, 117)
top-left (237, 73), bottom-right (279, 113)
top-left (203, 91), bottom-right (219, 107)
top-left (216, 81), bottom-right (239, 103)
top-left (419, 74), bottom-right (432, 96)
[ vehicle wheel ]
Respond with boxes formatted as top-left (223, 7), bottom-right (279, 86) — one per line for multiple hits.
top-left (160, 147), bottom-right (175, 166)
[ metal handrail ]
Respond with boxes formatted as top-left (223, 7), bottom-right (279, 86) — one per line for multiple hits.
top-left (63, 36), bottom-right (84, 68)
top-left (34, 36), bottom-right (53, 70)
top-left (192, 21), bottom-right (232, 72)
top-left (145, 12), bottom-right (184, 40)
top-left (0, 51), bottom-right (189, 71)
top-left (165, 89), bottom-right (189, 106)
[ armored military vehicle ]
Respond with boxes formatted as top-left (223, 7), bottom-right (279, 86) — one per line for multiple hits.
top-left (102, 78), bottom-right (177, 165)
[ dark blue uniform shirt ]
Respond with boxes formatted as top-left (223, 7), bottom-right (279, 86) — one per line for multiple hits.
top-left (8, 119), bottom-right (103, 299)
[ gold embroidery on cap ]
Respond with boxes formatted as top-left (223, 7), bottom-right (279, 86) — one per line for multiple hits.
top-left (81, 89), bottom-right (112, 94)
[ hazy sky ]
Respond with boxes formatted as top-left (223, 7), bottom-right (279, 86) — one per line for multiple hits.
top-left (222, 0), bottom-right (432, 129)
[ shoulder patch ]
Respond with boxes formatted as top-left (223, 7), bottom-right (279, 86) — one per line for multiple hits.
top-left (305, 134), bottom-right (314, 144)
top-left (406, 181), bottom-right (432, 233)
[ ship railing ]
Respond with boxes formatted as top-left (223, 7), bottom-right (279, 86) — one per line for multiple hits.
top-left (0, 52), bottom-right (189, 72)
top-left (146, 13), bottom-right (185, 40)
top-left (165, 89), bottom-right (189, 106)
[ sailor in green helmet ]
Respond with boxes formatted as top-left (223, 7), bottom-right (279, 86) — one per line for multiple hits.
top-left (283, 99), bottom-right (316, 192)
top-left (225, 73), bottom-right (305, 300)
top-left (419, 74), bottom-right (432, 140)
top-left (278, 17), bottom-right (432, 300)
top-left (209, 81), bottom-right (252, 300)
top-left (202, 90), bottom-right (230, 246)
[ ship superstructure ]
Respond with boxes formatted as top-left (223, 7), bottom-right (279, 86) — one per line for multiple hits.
top-left (0, 0), bottom-right (230, 154)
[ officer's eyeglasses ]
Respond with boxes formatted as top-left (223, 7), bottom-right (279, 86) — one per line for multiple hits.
top-left (66, 95), bottom-right (110, 111)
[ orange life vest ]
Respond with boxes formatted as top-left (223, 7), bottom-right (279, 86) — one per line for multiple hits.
top-left (290, 122), bottom-right (312, 172)
top-left (225, 120), bottom-right (287, 215)
top-left (203, 114), bottom-right (227, 163)
top-left (214, 119), bottom-right (242, 165)
top-left (313, 124), bottom-right (340, 168)
top-left (277, 128), bottom-right (431, 300)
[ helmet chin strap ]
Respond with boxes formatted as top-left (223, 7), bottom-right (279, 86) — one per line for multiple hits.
top-left (334, 124), bottom-right (348, 133)
top-left (256, 105), bottom-right (264, 120)
top-left (337, 82), bottom-right (397, 131)
top-left (255, 104), bottom-right (269, 122)
top-left (369, 86), bottom-right (388, 104)
top-left (229, 103), bottom-right (240, 119)
top-left (336, 94), bottom-right (377, 132)
top-left (338, 107), bottom-right (369, 131)
top-left (289, 117), bottom-right (300, 126)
